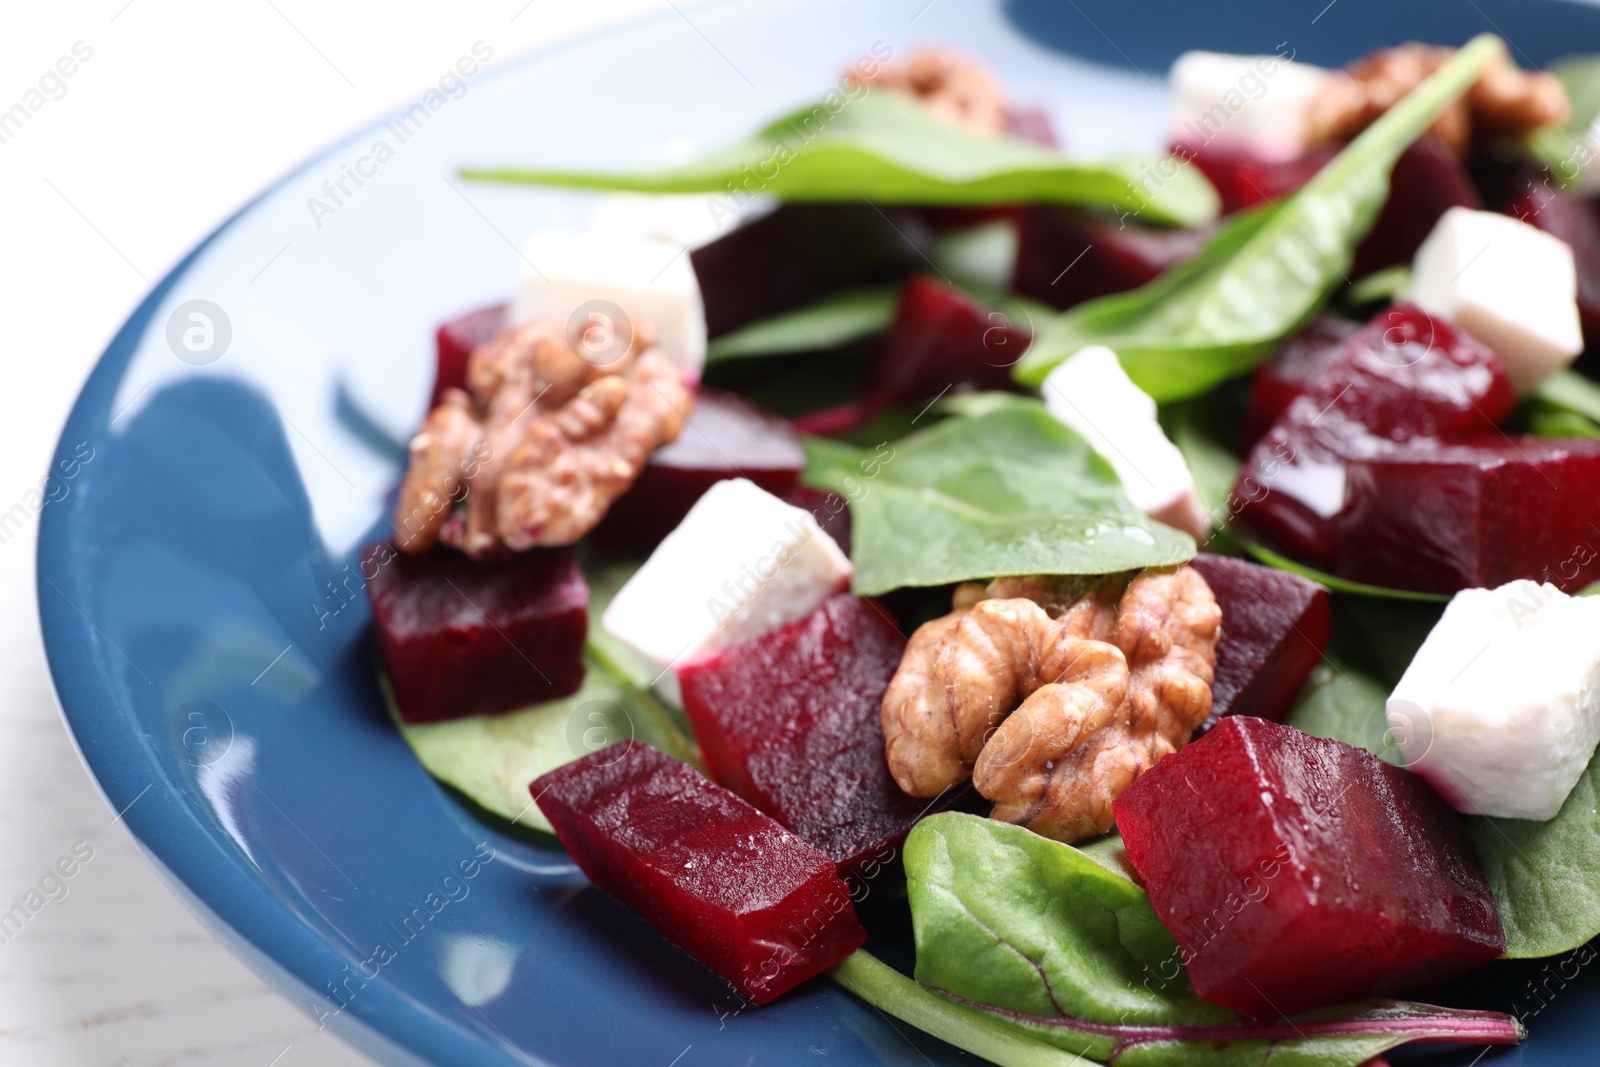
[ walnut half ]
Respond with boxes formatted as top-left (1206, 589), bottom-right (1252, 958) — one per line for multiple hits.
top-left (392, 317), bottom-right (693, 556)
top-left (881, 566), bottom-right (1221, 843)
top-left (1307, 42), bottom-right (1569, 157)
top-left (856, 47), bottom-right (1011, 136)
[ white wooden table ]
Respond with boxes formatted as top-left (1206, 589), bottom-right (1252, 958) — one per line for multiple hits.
top-left (3, 3), bottom-right (667, 1062)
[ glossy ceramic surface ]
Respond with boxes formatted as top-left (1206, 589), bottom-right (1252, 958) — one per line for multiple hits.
top-left (40, 1), bottom-right (1600, 1063)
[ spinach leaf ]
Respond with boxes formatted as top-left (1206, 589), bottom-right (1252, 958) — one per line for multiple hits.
top-left (1283, 660), bottom-right (1405, 766)
top-left (705, 286), bottom-right (898, 363)
top-left (392, 671), bottom-right (644, 835)
top-left (892, 812), bottom-right (1522, 1066)
top-left (1533, 369), bottom-right (1600, 425)
top-left (1014, 35), bottom-right (1505, 401)
top-left (1343, 265), bottom-right (1411, 308)
top-left (1528, 54), bottom-right (1600, 182)
top-left (1468, 751), bottom-right (1600, 958)
top-left (393, 560), bottom-right (700, 832)
top-left (462, 91), bottom-right (1217, 227)
top-left (802, 402), bottom-right (1195, 596)
top-left (1238, 539), bottom-right (1449, 602)
top-left (1276, 639), bottom-right (1600, 959)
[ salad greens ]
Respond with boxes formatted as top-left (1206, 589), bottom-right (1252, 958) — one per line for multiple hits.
top-left (1469, 756), bottom-right (1600, 959)
top-left (802, 401), bottom-right (1195, 596)
top-left (462, 91), bottom-right (1218, 227)
top-left (1014, 34), bottom-right (1505, 401)
top-left (705, 286), bottom-right (898, 363)
top-left (1280, 655), bottom-right (1600, 959)
top-left (1238, 540), bottom-right (1450, 602)
top-left (873, 812), bottom-right (1522, 1067)
top-left (1529, 53), bottom-right (1600, 181)
top-left (1283, 661), bottom-right (1405, 766)
top-left (393, 671), bottom-right (643, 835)
top-left (393, 560), bottom-right (699, 833)
top-left (1530, 368), bottom-right (1600, 436)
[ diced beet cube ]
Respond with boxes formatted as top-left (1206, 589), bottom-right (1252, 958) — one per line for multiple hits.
top-left (1006, 105), bottom-right (1059, 147)
top-left (1012, 206), bottom-right (1209, 310)
top-left (691, 204), bottom-right (933, 337)
top-left (1232, 304), bottom-right (1514, 564)
top-left (432, 303), bottom-right (506, 408)
top-left (1114, 717), bottom-right (1505, 1019)
top-left (1244, 316), bottom-right (1360, 448)
top-left (532, 741), bottom-right (867, 1004)
top-left (1176, 143), bottom-right (1337, 216)
top-left (1339, 437), bottom-right (1600, 594)
top-left (677, 595), bottom-right (945, 881)
top-left (365, 542), bottom-right (587, 723)
top-left (1507, 186), bottom-right (1600, 338)
top-left (589, 391), bottom-right (804, 556)
top-left (1350, 138), bottom-right (1482, 278)
top-left (783, 485), bottom-right (852, 558)
top-left (1187, 554), bottom-right (1329, 732)
top-left (865, 275), bottom-right (1029, 407)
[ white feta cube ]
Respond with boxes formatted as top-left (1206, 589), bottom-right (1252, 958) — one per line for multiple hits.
top-left (513, 229), bottom-right (707, 377)
top-left (1388, 580), bottom-right (1600, 821)
top-left (1410, 206), bottom-right (1583, 394)
top-left (601, 478), bottom-right (852, 705)
top-left (590, 192), bottom-right (766, 249)
top-left (1042, 346), bottom-right (1209, 540)
top-left (1168, 51), bottom-right (1332, 163)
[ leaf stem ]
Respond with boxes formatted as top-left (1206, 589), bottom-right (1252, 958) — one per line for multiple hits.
top-left (829, 951), bottom-right (1098, 1067)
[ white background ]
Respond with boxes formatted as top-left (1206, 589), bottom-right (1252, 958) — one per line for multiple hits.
top-left (1, 3), bottom-right (669, 1063)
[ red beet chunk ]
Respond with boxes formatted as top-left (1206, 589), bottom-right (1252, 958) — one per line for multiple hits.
top-left (1012, 206), bottom-right (1209, 310)
top-left (365, 542), bottom-right (587, 723)
top-left (1339, 437), bottom-right (1600, 594)
top-left (432, 303), bottom-right (506, 408)
top-left (589, 391), bottom-right (803, 555)
top-left (783, 484), bottom-right (852, 558)
top-left (1351, 138), bottom-right (1481, 278)
top-left (1187, 554), bottom-right (1329, 732)
top-left (865, 276), bottom-right (1029, 407)
top-left (691, 204), bottom-right (933, 337)
top-left (1114, 717), bottom-right (1505, 1019)
top-left (1176, 143), bottom-right (1336, 215)
top-left (1232, 304), bottom-right (1514, 564)
top-left (1244, 316), bottom-right (1359, 448)
top-left (532, 741), bottom-right (867, 1004)
top-left (1508, 186), bottom-right (1600, 337)
top-left (677, 595), bottom-right (943, 881)
top-left (1006, 105), bottom-right (1058, 147)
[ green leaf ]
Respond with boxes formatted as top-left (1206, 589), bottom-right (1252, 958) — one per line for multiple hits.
top-left (705, 286), bottom-right (898, 363)
top-left (1014, 35), bottom-right (1506, 401)
top-left (1343, 265), bottom-right (1411, 308)
top-left (1278, 643), bottom-right (1600, 960)
top-left (1237, 539), bottom-right (1450, 602)
top-left (1469, 751), bottom-right (1600, 958)
top-left (462, 91), bottom-right (1218, 227)
top-left (1528, 54), bottom-right (1600, 183)
top-left (391, 559), bottom-right (701, 831)
top-left (1283, 660), bottom-right (1405, 766)
top-left (802, 402), bottom-right (1195, 596)
top-left (830, 951), bottom-right (1098, 1067)
top-left (392, 670), bottom-right (640, 835)
top-left (895, 812), bottom-right (1522, 1066)
top-left (1535, 368), bottom-right (1600, 423)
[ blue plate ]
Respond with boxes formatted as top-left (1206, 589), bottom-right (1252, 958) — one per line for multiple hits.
top-left (39, 1), bottom-right (1600, 1063)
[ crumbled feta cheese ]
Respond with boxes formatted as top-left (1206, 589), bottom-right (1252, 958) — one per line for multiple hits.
top-left (1042, 346), bottom-right (1209, 540)
top-left (513, 230), bottom-right (707, 377)
top-left (1410, 206), bottom-right (1583, 394)
top-left (601, 478), bottom-right (852, 705)
top-left (1168, 51), bottom-right (1332, 163)
top-left (1388, 580), bottom-right (1600, 821)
